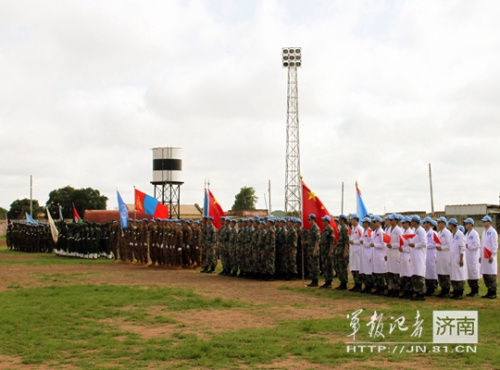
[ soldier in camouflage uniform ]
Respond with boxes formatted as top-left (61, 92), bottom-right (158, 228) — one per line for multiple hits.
top-left (306, 214), bottom-right (321, 287)
top-left (218, 217), bottom-right (230, 275)
top-left (263, 219), bottom-right (276, 280)
top-left (334, 215), bottom-right (349, 290)
top-left (319, 215), bottom-right (335, 288)
top-left (283, 218), bottom-right (298, 279)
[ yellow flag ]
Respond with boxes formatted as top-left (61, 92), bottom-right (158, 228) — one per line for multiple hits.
top-left (46, 207), bottom-right (59, 244)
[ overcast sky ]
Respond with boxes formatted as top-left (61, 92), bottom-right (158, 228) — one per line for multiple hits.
top-left (1, 0), bottom-right (499, 216)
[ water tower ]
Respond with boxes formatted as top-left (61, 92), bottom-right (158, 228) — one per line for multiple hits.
top-left (151, 147), bottom-right (183, 218)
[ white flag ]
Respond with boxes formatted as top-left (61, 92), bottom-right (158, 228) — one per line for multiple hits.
top-left (46, 207), bottom-right (59, 244)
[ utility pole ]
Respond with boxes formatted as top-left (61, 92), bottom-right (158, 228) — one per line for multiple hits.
top-left (268, 179), bottom-right (272, 215)
top-left (29, 175), bottom-right (33, 216)
top-left (428, 163), bottom-right (435, 215)
top-left (341, 181), bottom-right (344, 214)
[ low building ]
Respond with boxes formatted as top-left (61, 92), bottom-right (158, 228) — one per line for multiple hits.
top-left (445, 204), bottom-right (500, 233)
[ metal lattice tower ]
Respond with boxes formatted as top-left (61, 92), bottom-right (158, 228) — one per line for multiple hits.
top-left (282, 47), bottom-right (302, 215)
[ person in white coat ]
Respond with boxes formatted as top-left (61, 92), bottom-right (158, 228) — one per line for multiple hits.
top-left (408, 215), bottom-right (427, 301)
top-left (360, 217), bottom-right (374, 293)
top-left (370, 216), bottom-right (387, 295)
top-left (448, 218), bottom-right (467, 300)
top-left (464, 218), bottom-right (481, 297)
top-left (423, 217), bottom-right (439, 296)
top-left (399, 217), bottom-right (414, 299)
top-left (480, 215), bottom-right (498, 299)
top-left (348, 214), bottom-right (363, 292)
top-left (386, 214), bottom-right (402, 297)
top-left (436, 217), bottom-right (452, 297)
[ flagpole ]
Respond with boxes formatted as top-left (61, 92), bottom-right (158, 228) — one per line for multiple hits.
top-left (133, 186), bottom-right (136, 221)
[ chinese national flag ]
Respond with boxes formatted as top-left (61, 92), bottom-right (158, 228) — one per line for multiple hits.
top-left (207, 189), bottom-right (225, 229)
top-left (484, 247), bottom-right (492, 259)
top-left (383, 233), bottom-right (391, 244)
top-left (399, 233), bottom-right (416, 247)
top-left (301, 180), bottom-right (338, 242)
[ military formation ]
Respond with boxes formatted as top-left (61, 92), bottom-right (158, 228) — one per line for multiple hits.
top-left (6, 222), bottom-right (54, 253)
top-left (6, 212), bottom-right (498, 300)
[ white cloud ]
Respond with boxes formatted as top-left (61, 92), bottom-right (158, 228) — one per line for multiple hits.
top-left (1, 0), bottom-right (499, 215)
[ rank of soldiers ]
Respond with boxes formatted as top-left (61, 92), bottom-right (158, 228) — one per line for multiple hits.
top-left (5, 213), bottom-right (497, 300)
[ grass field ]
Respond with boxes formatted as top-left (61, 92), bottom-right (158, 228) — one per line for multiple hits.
top-left (0, 244), bottom-right (498, 369)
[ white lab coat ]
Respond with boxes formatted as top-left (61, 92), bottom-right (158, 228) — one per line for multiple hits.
top-left (400, 227), bottom-right (413, 277)
top-left (465, 229), bottom-right (481, 279)
top-left (387, 225), bottom-right (402, 274)
top-left (480, 226), bottom-right (498, 275)
top-left (450, 229), bottom-right (467, 281)
top-left (410, 226), bottom-right (427, 277)
top-left (349, 224), bottom-right (363, 272)
top-left (372, 227), bottom-right (387, 274)
top-left (425, 229), bottom-right (438, 280)
top-left (437, 228), bottom-right (452, 275)
top-left (360, 228), bottom-right (373, 274)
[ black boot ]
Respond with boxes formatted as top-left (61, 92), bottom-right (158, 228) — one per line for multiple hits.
top-left (400, 290), bottom-right (412, 299)
top-left (437, 288), bottom-right (450, 298)
top-left (349, 283), bottom-right (361, 292)
top-left (307, 279), bottom-right (318, 287)
top-left (336, 282), bottom-right (347, 290)
top-left (466, 287), bottom-right (478, 297)
top-left (200, 266), bottom-right (208, 273)
top-left (453, 290), bottom-right (463, 300)
top-left (207, 266), bottom-right (215, 274)
top-left (482, 289), bottom-right (497, 299)
top-left (412, 294), bottom-right (425, 301)
top-left (320, 280), bottom-right (332, 289)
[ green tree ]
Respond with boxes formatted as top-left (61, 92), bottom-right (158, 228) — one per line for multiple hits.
top-left (0, 207), bottom-right (8, 219)
top-left (231, 187), bottom-right (258, 210)
top-left (46, 186), bottom-right (108, 219)
top-left (7, 199), bottom-right (44, 220)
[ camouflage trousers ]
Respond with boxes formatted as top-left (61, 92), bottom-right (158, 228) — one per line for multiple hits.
top-left (220, 245), bottom-right (230, 271)
top-left (351, 270), bottom-right (362, 286)
top-left (438, 274), bottom-right (450, 291)
top-left (425, 279), bottom-right (438, 293)
top-left (467, 279), bottom-right (479, 290)
top-left (361, 273), bottom-right (373, 288)
top-left (400, 276), bottom-right (412, 292)
top-left (373, 273), bottom-right (385, 290)
top-left (483, 274), bottom-right (497, 292)
top-left (283, 249), bottom-right (297, 275)
top-left (386, 272), bottom-right (400, 291)
top-left (229, 245), bottom-right (239, 274)
top-left (451, 280), bottom-right (464, 292)
top-left (307, 246), bottom-right (320, 280)
top-left (264, 252), bottom-right (275, 276)
top-left (320, 245), bottom-right (333, 281)
top-left (333, 249), bottom-right (349, 284)
top-left (411, 275), bottom-right (425, 295)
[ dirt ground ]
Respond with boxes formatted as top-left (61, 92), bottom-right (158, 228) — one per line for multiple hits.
top-left (0, 256), bottom-right (438, 369)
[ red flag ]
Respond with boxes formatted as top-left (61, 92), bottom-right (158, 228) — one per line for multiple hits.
top-left (399, 233), bottom-right (416, 247)
top-left (484, 247), bottom-right (492, 259)
top-left (433, 232), bottom-right (441, 245)
top-left (207, 189), bottom-right (225, 229)
top-left (72, 204), bottom-right (82, 223)
top-left (383, 232), bottom-right (391, 244)
top-left (301, 180), bottom-right (338, 242)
